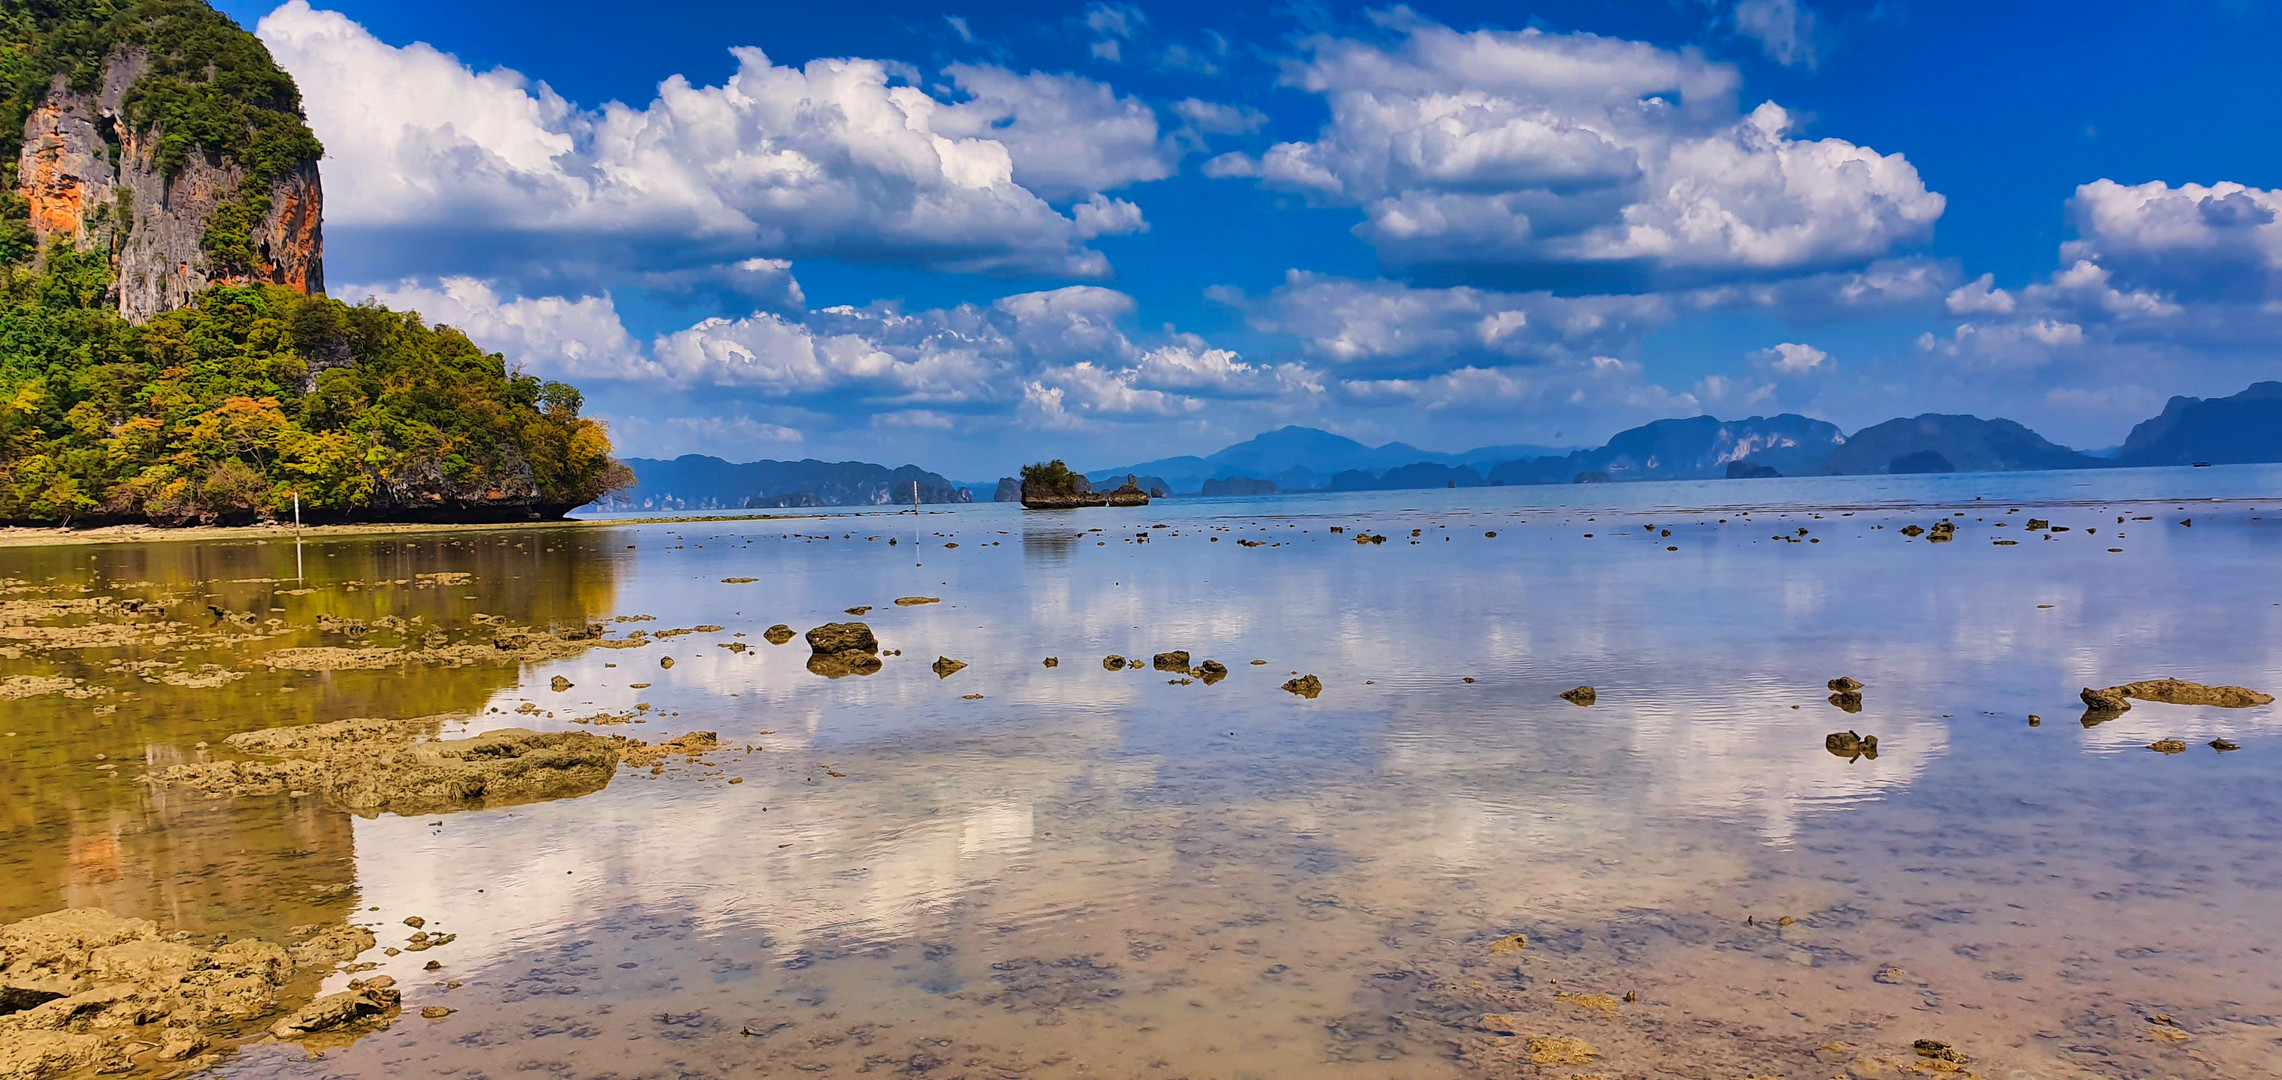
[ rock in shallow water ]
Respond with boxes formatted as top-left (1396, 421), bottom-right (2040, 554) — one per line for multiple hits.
top-left (1560, 685), bottom-right (1596, 706)
top-left (1283, 674), bottom-right (1323, 698)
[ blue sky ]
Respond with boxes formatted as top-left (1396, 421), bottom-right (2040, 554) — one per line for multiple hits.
top-left (213, 0), bottom-right (2282, 474)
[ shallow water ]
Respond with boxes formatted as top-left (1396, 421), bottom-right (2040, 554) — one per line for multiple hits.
top-left (6, 468), bottom-right (2282, 1078)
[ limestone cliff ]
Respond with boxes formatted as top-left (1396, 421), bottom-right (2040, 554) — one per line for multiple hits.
top-left (17, 49), bottom-right (322, 322)
top-left (5, 2), bottom-right (325, 322)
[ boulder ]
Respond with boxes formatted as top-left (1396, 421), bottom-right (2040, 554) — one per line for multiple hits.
top-left (806, 622), bottom-right (880, 655)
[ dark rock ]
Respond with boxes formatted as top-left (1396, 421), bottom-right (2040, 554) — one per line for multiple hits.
top-left (1900, 524), bottom-right (1925, 537)
top-left (2080, 686), bottom-right (2131, 713)
top-left (806, 623), bottom-right (880, 655)
top-left (549, 675), bottom-right (572, 692)
top-left (1828, 691), bottom-right (1863, 713)
top-left (1825, 731), bottom-right (1879, 759)
top-left (1283, 674), bottom-right (1323, 698)
top-left (1153, 651), bottom-right (1191, 672)
top-left (1103, 654), bottom-right (1127, 670)
top-left (1196, 660), bottom-right (1228, 684)
top-left (0, 986), bottom-right (65, 1017)
top-left (1560, 685), bottom-right (1596, 706)
top-left (1827, 676), bottom-right (1863, 692)
top-left (932, 656), bottom-right (967, 678)
top-left (2146, 739), bottom-right (2188, 754)
top-left (806, 652), bottom-right (882, 679)
top-left (1043, 657), bottom-right (1059, 668)
top-left (763, 625), bottom-right (795, 645)
top-left (2211, 738), bottom-right (2240, 752)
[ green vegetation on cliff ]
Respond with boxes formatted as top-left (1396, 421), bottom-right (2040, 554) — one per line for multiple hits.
top-left (0, 254), bottom-right (630, 524)
top-left (0, 0), bottom-right (325, 270)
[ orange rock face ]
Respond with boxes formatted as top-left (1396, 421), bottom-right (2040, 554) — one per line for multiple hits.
top-left (12, 54), bottom-right (324, 322)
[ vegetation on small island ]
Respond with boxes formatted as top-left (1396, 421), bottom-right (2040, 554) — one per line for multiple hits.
top-left (1018, 459), bottom-right (1085, 497)
top-left (0, 253), bottom-right (630, 524)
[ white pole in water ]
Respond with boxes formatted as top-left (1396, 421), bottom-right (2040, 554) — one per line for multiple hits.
top-left (293, 489), bottom-right (301, 531)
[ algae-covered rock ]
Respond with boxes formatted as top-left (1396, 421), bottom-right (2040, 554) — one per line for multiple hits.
top-left (1283, 674), bottom-right (1323, 699)
top-left (763, 624), bottom-right (796, 645)
top-left (152, 717), bottom-right (620, 816)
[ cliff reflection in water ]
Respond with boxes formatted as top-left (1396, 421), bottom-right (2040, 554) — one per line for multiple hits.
top-left (0, 530), bottom-right (626, 924)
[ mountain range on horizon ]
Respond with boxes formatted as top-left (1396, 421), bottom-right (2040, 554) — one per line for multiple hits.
top-left (596, 382), bottom-right (2282, 510)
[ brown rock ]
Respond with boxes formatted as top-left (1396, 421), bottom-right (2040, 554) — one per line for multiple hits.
top-left (762, 624), bottom-right (796, 645)
top-left (2080, 686), bottom-right (2131, 713)
top-left (1195, 660), bottom-right (1228, 684)
top-left (845, 606), bottom-right (872, 616)
top-left (1827, 676), bottom-right (1863, 692)
top-left (2146, 739), bottom-right (2188, 754)
top-left (894, 596), bottom-right (941, 606)
top-left (1560, 685), bottom-right (1596, 706)
top-left (1283, 674), bottom-right (1323, 699)
top-left (1826, 731), bottom-right (1879, 758)
top-left (269, 976), bottom-right (399, 1039)
top-left (1103, 654), bottom-right (1128, 670)
top-left (1042, 657), bottom-right (1059, 667)
top-left (2110, 678), bottom-right (2274, 708)
top-left (1153, 651), bottom-right (1191, 672)
top-left (932, 656), bottom-right (967, 678)
top-left (549, 675), bottom-right (572, 692)
top-left (806, 622), bottom-right (880, 656)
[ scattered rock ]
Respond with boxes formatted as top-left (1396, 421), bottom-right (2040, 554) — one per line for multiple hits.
top-left (549, 675), bottom-right (572, 693)
top-left (1560, 685), bottom-right (1596, 706)
top-left (806, 623), bottom-right (883, 678)
top-left (2146, 739), bottom-right (2188, 754)
top-left (2080, 686), bottom-right (2132, 714)
top-left (1195, 660), bottom-right (1228, 684)
top-left (0, 907), bottom-right (357, 1076)
top-left (1913, 1039), bottom-right (1968, 1066)
top-left (620, 732), bottom-right (720, 768)
top-left (152, 717), bottom-right (622, 815)
top-left (720, 577), bottom-right (758, 584)
top-left (2109, 678), bottom-right (2274, 708)
top-left (1283, 674), bottom-right (1323, 698)
top-left (1828, 690), bottom-right (1863, 713)
top-left (1042, 657), bottom-right (1059, 667)
top-left (762, 625), bottom-right (795, 645)
top-left (1827, 676), bottom-right (1863, 692)
top-left (1103, 654), bottom-right (1128, 670)
top-left (1826, 731), bottom-right (1879, 759)
top-left (1927, 521), bottom-right (1956, 543)
top-left (893, 596), bottom-right (941, 606)
top-left (659, 656), bottom-right (675, 670)
top-left (1153, 651), bottom-right (1191, 672)
top-left (1900, 524), bottom-right (1925, 537)
top-left (420, 1006), bottom-right (453, 1020)
top-left (845, 606), bottom-right (872, 616)
top-left (268, 976), bottom-right (400, 1038)
top-left (2211, 738), bottom-right (2240, 752)
top-left (932, 656), bottom-right (967, 678)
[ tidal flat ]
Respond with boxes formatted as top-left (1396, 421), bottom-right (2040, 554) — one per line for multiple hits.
top-left (3, 468), bottom-right (2281, 1079)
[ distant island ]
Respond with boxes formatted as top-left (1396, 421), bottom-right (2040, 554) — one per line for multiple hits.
top-left (0, 0), bottom-right (627, 526)
top-left (595, 456), bottom-right (973, 511)
top-left (1016, 460), bottom-right (1150, 509)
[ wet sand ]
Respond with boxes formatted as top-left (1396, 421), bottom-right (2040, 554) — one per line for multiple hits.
top-left (3, 479), bottom-right (2281, 1078)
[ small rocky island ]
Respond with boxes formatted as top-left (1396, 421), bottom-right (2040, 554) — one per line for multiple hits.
top-left (1018, 460), bottom-right (1151, 509)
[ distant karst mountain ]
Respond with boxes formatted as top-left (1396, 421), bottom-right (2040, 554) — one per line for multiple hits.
top-left (2116, 382), bottom-right (2282, 467)
top-left (1090, 425), bottom-right (1576, 493)
top-left (603, 457), bottom-right (972, 510)
top-left (1823, 414), bottom-right (2105, 475)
